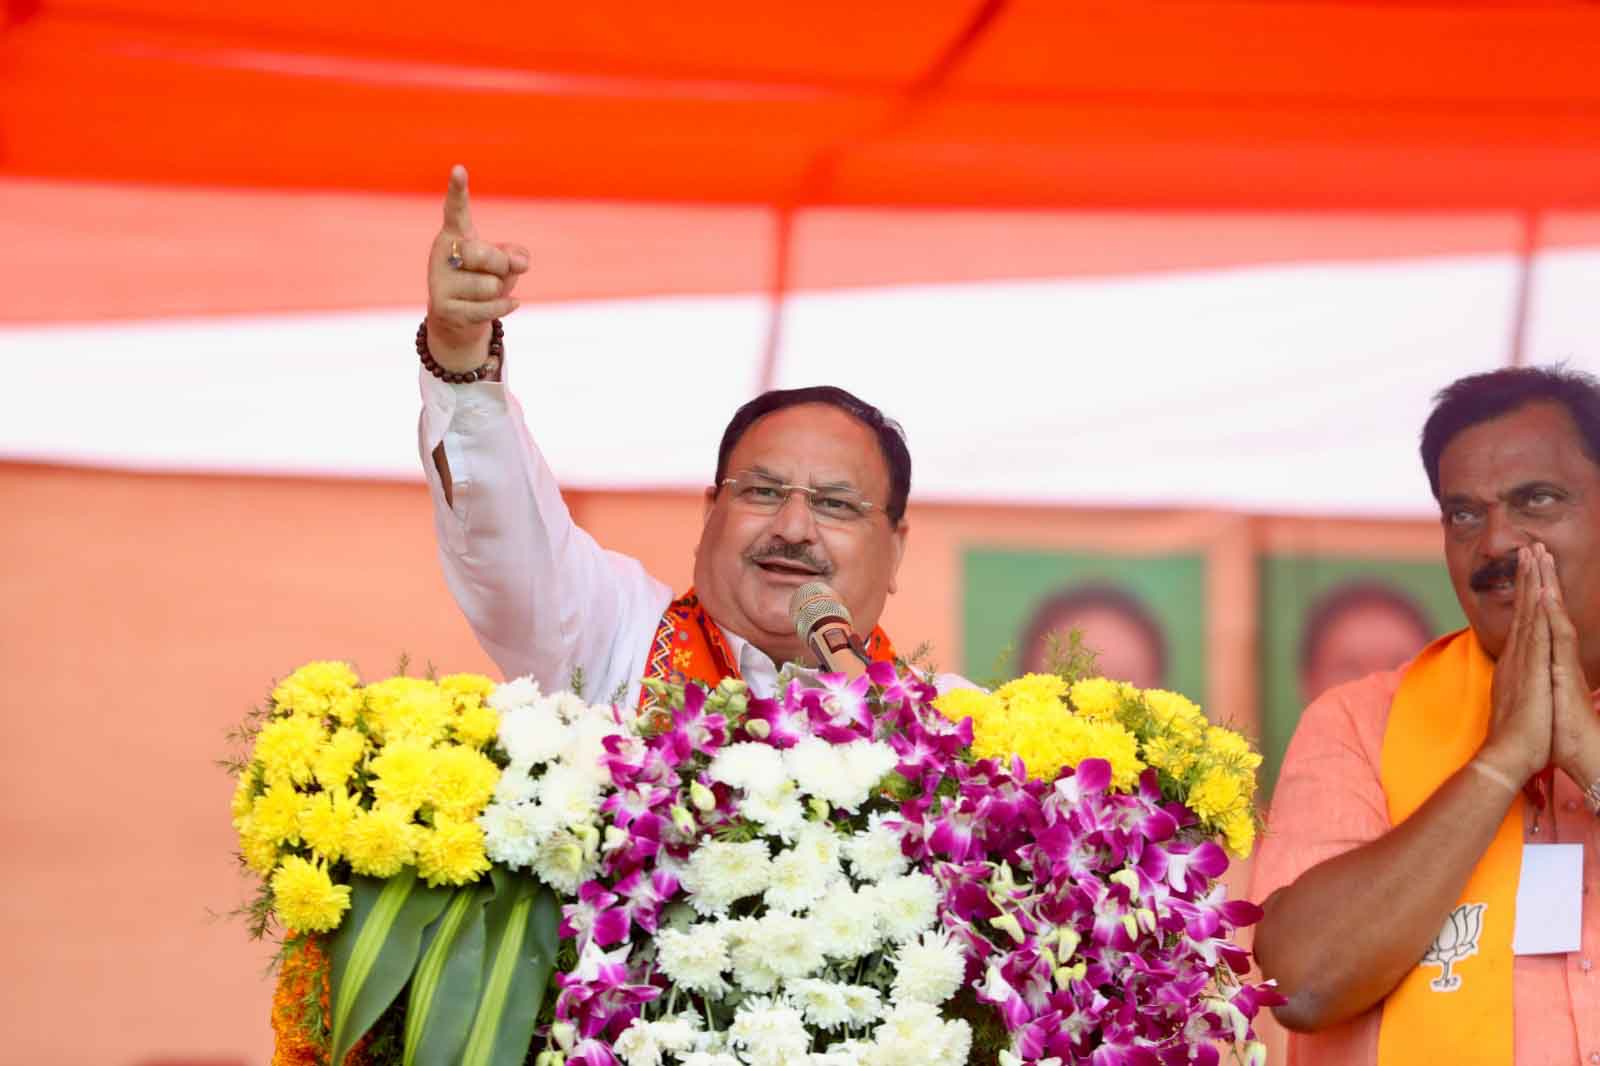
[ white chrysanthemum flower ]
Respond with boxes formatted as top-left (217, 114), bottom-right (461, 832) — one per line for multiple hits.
top-left (765, 842), bottom-right (836, 913)
top-left (614, 1018), bottom-right (664, 1066)
top-left (888, 930), bottom-right (966, 1006)
top-left (679, 1054), bottom-right (740, 1066)
top-left (741, 912), bottom-right (825, 981)
top-left (488, 676), bottom-right (542, 712)
top-left (788, 978), bottom-right (854, 1031)
top-left (680, 840), bottom-right (773, 916)
top-left (478, 801), bottom-right (545, 868)
top-left (561, 713), bottom-right (626, 787)
top-left (491, 763), bottom-right (541, 806)
top-left (655, 924), bottom-right (731, 997)
top-left (784, 737), bottom-right (897, 813)
top-left (783, 737), bottom-right (852, 806)
top-left (534, 762), bottom-right (601, 825)
top-left (530, 827), bottom-right (597, 894)
top-left (728, 997), bottom-right (810, 1066)
top-left (547, 689), bottom-right (589, 722)
top-left (809, 883), bottom-right (881, 960)
top-left (793, 822), bottom-right (844, 871)
top-left (868, 872), bottom-right (940, 944)
top-left (719, 917), bottom-right (782, 993)
top-left (648, 1015), bottom-right (702, 1054)
top-left (839, 984), bottom-right (884, 1028)
top-left (841, 741), bottom-right (898, 801)
top-left (812, 1045), bottom-right (867, 1066)
top-left (497, 705), bottom-right (567, 766)
top-left (708, 742), bottom-right (787, 794)
top-left (739, 782), bottom-right (808, 839)
top-left (844, 813), bottom-right (908, 882)
top-left (863, 1001), bottom-right (971, 1066)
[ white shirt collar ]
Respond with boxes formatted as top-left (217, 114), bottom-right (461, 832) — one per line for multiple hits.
top-left (713, 621), bottom-right (788, 699)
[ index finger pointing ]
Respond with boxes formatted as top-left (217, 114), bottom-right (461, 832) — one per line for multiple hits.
top-left (442, 164), bottom-right (475, 237)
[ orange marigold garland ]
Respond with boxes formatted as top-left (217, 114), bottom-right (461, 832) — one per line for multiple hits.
top-left (270, 936), bottom-right (374, 1066)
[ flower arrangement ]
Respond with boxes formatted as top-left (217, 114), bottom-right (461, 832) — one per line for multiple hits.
top-left (229, 662), bottom-right (556, 1066)
top-left (231, 659), bottom-right (1277, 1066)
top-left (230, 661), bottom-right (502, 934)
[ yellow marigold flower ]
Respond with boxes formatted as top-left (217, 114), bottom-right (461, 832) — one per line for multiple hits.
top-left (440, 673), bottom-right (496, 706)
top-left (994, 672), bottom-right (1068, 705)
top-left (345, 804), bottom-right (419, 878)
top-left (1189, 766), bottom-right (1247, 822)
top-left (1222, 809), bottom-right (1257, 858)
top-left (240, 823), bottom-right (282, 877)
top-left (272, 661), bottom-right (360, 719)
top-left (1069, 678), bottom-right (1133, 720)
top-left (416, 816), bottom-right (491, 887)
top-left (1144, 688), bottom-right (1205, 725)
top-left (313, 727), bottom-right (369, 791)
top-left (1088, 721), bottom-right (1146, 790)
top-left (430, 746), bottom-right (500, 821)
top-left (454, 703), bottom-right (501, 749)
top-left (934, 688), bottom-right (1003, 726)
top-left (1205, 725), bottom-right (1264, 771)
top-left (254, 714), bottom-right (328, 788)
top-left (365, 677), bottom-right (454, 745)
top-left (253, 781), bottom-right (309, 846)
top-left (330, 688), bottom-right (366, 727)
top-left (272, 856), bottom-right (351, 933)
top-left (300, 788), bottom-right (360, 863)
top-left (1142, 734), bottom-right (1196, 777)
top-left (230, 776), bottom-right (256, 826)
top-left (369, 735), bottom-right (437, 816)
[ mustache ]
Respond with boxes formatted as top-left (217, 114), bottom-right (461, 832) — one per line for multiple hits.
top-left (746, 540), bottom-right (833, 575)
top-left (1470, 554), bottom-right (1520, 591)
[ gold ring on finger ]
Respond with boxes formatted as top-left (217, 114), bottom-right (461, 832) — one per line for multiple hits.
top-left (447, 238), bottom-right (464, 270)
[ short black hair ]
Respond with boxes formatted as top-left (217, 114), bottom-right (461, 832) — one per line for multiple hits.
top-left (713, 386), bottom-right (912, 524)
top-left (1020, 583), bottom-right (1168, 682)
top-left (1420, 365), bottom-right (1600, 500)
top-left (1299, 580), bottom-right (1433, 675)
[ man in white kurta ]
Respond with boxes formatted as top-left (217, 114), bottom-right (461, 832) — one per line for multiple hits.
top-left (417, 167), bottom-right (959, 704)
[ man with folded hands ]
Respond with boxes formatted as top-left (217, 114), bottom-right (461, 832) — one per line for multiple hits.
top-left (416, 166), bottom-right (960, 708)
top-left (1253, 366), bottom-right (1600, 1063)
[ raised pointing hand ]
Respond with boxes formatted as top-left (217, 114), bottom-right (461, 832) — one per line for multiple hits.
top-left (426, 165), bottom-right (530, 372)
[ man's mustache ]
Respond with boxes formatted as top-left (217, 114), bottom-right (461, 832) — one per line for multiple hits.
top-left (1470, 554), bottom-right (1520, 591)
top-left (746, 541), bottom-right (833, 575)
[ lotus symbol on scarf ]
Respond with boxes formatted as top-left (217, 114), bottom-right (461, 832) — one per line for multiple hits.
top-left (1422, 902), bottom-right (1485, 991)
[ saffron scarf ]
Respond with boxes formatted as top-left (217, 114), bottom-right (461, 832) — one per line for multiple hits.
top-left (1377, 628), bottom-right (1523, 1064)
top-left (637, 590), bottom-right (897, 715)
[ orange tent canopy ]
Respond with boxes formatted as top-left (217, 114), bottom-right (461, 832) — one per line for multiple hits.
top-left (6, 0), bottom-right (1600, 210)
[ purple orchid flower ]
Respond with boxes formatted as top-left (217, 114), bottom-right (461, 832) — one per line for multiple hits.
top-left (739, 695), bottom-right (806, 748)
top-left (560, 881), bottom-right (631, 949)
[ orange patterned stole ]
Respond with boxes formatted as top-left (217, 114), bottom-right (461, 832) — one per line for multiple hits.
top-left (637, 589), bottom-right (898, 714)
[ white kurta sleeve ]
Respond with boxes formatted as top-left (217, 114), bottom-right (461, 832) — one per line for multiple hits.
top-left (418, 368), bottom-right (672, 702)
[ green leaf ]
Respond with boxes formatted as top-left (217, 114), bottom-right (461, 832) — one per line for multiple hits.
top-left (328, 871), bottom-right (453, 1066)
top-left (459, 867), bottom-right (561, 1066)
top-left (404, 883), bottom-right (489, 1066)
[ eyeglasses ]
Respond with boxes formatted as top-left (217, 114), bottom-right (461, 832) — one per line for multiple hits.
top-left (718, 471), bottom-right (879, 524)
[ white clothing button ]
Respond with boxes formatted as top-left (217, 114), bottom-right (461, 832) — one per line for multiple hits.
top-left (1582, 958), bottom-right (1595, 974)
top-left (1588, 1052), bottom-right (1599, 1064)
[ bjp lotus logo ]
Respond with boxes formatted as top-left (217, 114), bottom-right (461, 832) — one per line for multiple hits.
top-left (1422, 903), bottom-right (1485, 991)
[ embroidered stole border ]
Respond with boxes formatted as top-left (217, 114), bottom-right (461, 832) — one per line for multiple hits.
top-left (1376, 628), bottom-right (1522, 1064)
top-left (638, 590), bottom-right (897, 716)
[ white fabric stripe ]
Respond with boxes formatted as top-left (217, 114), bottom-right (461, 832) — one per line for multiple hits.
top-left (3, 252), bottom-right (1597, 515)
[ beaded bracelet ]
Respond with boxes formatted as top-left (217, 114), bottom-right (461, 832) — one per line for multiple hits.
top-left (416, 317), bottom-right (503, 384)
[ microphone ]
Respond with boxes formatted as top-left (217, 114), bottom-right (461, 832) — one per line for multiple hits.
top-left (789, 581), bottom-right (870, 678)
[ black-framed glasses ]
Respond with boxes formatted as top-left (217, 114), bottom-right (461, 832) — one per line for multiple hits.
top-left (718, 470), bottom-right (878, 524)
